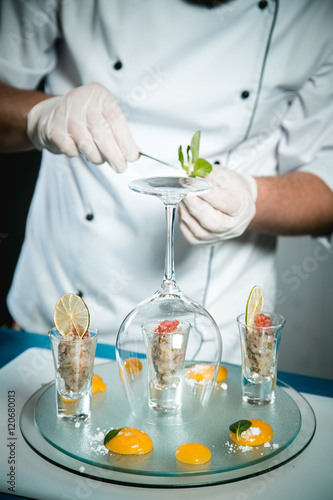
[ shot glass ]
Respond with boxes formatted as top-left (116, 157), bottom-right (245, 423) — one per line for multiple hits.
top-left (49, 327), bottom-right (99, 421)
top-left (142, 320), bottom-right (190, 413)
top-left (237, 313), bottom-right (285, 405)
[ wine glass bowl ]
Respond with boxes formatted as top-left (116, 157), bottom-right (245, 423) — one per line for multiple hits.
top-left (116, 176), bottom-right (222, 425)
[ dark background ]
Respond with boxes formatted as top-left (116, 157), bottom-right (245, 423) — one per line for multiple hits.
top-left (0, 150), bottom-right (41, 327)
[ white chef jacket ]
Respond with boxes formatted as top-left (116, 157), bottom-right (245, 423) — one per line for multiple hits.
top-left (1, 0), bottom-right (333, 364)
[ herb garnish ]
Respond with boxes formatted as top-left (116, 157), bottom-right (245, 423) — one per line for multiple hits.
top-left (229, 420), bottom-right (252, 441)
top-left (104, 427), bottom-right (124, 446)
top-left (178, 131), bottom-right (212, 178)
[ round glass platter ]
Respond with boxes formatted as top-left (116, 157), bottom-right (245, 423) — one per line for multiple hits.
top-left (20, 361), bottom-right (316, 488)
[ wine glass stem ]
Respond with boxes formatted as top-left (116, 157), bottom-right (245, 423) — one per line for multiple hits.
top-left (164, 204), bottom-right (177, 284)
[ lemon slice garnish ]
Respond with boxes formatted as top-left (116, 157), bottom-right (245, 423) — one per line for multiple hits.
top-left (245, 286), bottom-right (264, 327)
top-left (54, 293), bottom-right (90, 337)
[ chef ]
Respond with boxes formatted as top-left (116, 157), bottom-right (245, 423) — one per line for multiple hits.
top-left (0, 0), bottom-right (332, 364)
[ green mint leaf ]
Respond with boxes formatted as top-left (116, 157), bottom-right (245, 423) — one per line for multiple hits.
top-left (229, 420), bottom-right (252, 441)
top-left (104, 427), bottom-right (124, 445)
top-left (186, 145), bottom-right (194, 175)
top-left (178, 130), bottom-right (211, 178)
top-left (192, 158), bottom-right (212, 178)
top-left (186, 144), bottom-right (191, 165)
top-left (190, 131), bottom-right (201, 164)
top-left (178, 145), bottom-right (184, 167)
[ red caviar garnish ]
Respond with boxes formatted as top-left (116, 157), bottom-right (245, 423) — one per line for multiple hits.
top-left (155, 320), bottom-right (180, 333)
top-left (255, 314), bottom-right (271, 328)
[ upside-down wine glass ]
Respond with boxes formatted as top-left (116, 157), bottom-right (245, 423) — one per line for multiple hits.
top-left (116, 177), bottom-right (222, 425)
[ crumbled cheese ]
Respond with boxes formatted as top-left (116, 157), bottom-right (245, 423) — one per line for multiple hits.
top-left (225, 441), bottom-right (254, 454)
top-left (185, 377), bottom-right (203, 388)
top-left (79, 466), bottom-right (85, 473)
top-left (88, 429), bottom-right (109, 455)
top-left (185, 377), bottom-right (228, 390)
top-left (93, 444), bottom-right (108, 455)
top-left (225, 440), bottom-right (279, 453)
top-left (242, 426), bottom-right (261, 438)
top-left (74, 421), bottom-right (81, 428)
top-left (90, 431), bottom-right (105, 442)
top-left (188, 364), bottom-right (206, 373)
top-left (250, 426), bottom-right (261, 436)
top-left (239, 445), bottom-right (253, 452)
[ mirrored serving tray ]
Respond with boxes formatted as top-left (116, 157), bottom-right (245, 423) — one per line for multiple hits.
top-left (20, 361), bottom-right (316, 487)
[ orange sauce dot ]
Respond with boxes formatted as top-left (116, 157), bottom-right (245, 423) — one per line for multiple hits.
top-left (105, 427), bottom-right (153, 455)
top-left (229, 419), bottom-right (273, 447)
top-left (176, 443), bottom-right (211, 465)
top-left (92, 373), bottom-right (107, 393)
top-left (186, 363), bottom-right (228, 383)
top-left (216, 365), bottom-right (228, 382)
top-left (124, 357), bottom-right (143, 375)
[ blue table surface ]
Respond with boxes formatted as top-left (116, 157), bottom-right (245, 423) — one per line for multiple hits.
top-left (1, 328), bottom-right (332, 398)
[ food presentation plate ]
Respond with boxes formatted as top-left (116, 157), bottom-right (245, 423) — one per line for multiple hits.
top-left (20, 361), bottom-right (316, 488)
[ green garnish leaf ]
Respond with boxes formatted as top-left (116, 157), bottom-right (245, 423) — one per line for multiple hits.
top-left (178, 131), bottom-right (212, 178)
top-left (104, 427), bottom-right (124, 446)
top-left (178, 145), bottom-right (184, 167)
top-left (191, 158), bottom-right (212, 178)
top-left (190, 130), bottom-right (201, 164)
top-left (229, 420), bottom-right (252, 441)
top-left (186, 144), bottom-right (191, 165)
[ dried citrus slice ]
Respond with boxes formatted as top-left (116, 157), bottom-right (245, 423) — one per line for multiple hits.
top-left (54, 293), bottom-right (90, 337)
top-left (245, 286), bottom-right (264, 327)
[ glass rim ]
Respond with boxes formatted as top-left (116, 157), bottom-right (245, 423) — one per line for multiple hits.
top-left (48, 326), bottom-right (99, 342)
top-left (128, 176), bottom-right (212, 196)
top-left (141, 319), bottom-right (191, 334)
top-left (236, 312), bottom-right (286, 329)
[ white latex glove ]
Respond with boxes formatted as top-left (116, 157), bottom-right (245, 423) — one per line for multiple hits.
top-left (26, 82), bottom-right (139, 172)
top-left (178, 165), bottom-right (257, 244)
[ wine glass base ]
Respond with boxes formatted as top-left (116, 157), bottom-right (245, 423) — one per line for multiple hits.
top-left (129, 176), bottom-right (212, 203)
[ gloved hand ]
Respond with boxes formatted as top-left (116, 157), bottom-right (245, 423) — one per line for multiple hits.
top-left (178, 164), bottom-right (257, 244)
top-left (26, 82), bottom-right (139, 172)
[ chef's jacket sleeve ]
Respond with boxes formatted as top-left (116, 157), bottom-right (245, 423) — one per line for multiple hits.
top-left (0, 0), bottom-right (59, 89)
top-left (277, 44), bottom-right (333, 192)
top-left (277, 44), bottom-right (333, 245)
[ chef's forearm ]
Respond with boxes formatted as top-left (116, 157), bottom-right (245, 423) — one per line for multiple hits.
top-left (250, 171), bottom-right (333, 237)
top-left (0, 80), bottom-right (51, 152)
